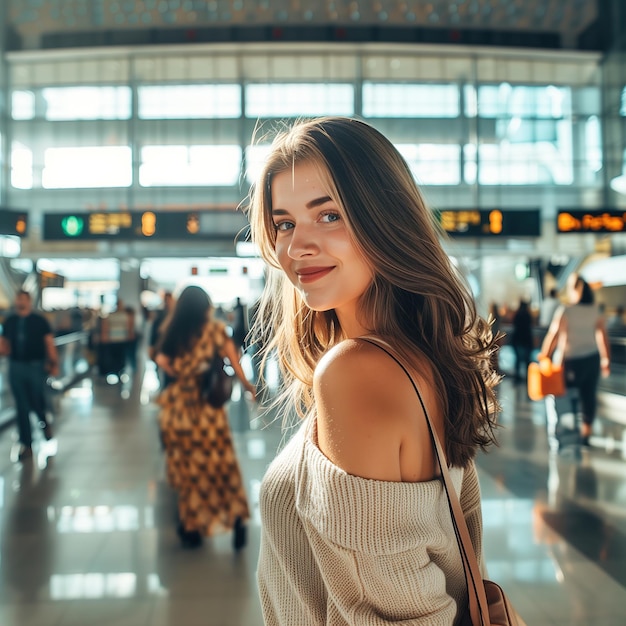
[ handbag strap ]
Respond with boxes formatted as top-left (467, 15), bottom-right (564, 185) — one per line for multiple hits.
top-left (360, 337), bottom-right (491, 626)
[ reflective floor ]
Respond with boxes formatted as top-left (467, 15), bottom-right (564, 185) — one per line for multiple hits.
top-left (0, 358), bottom-right (625, 626)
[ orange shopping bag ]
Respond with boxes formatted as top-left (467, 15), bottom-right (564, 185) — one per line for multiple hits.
top-left (527, 357), bottom-right (565, 401)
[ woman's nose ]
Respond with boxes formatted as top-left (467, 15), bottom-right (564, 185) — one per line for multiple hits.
top-left (287, 224), bottom-right (319, 258)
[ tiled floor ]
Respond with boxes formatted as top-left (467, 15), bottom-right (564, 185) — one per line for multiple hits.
top-left (0, 357), bottom-right (625, 626)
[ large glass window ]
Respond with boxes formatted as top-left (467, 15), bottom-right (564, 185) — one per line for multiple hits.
top-left (245, 84), bottom-right (354, 117)
top-left (396, 144), bottom-right (461, 185)
top-left (11, 142), bottom-right (32, 189)
top-left (6, 51), bottom-right (600, 194)
top-left (363, 83), bottom-right (459, 117)
top-left (585, 115), bottom-right (602, 175)
top-left (42, 147), bottom-right (132, 188)
top-left (244, 145), bottom-right (272, 184)
top-left (12, 90), bottom-right (35, 120)
top-left (42, 87), bottom-right (131, 120)
top-left (139, 145), bottom-right (242, 187)
top-left (465, 84), bottom-right (571, 118)
top-left (138, 85), bottom-right (241, 119)
top-left (464, 140), bottom-right (573, 185)
top-left (464, 84), bottom-right (574, 185)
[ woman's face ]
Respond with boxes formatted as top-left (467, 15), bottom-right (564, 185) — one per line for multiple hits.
top-left (270, 161), bottom-right (373, 333)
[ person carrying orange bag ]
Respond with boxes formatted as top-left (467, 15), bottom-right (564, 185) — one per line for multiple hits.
top-left (537, 274), bottom-right (610, 446)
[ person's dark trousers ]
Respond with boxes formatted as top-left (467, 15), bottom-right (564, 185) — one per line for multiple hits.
top-left (564, 353), bottom-right (601, 425)
top-left (126, 338), bottom-right (139, 371)
top-left (513, 344), bottom-right (532, 381)
top-left (8, 360), bottom-right (49, 447)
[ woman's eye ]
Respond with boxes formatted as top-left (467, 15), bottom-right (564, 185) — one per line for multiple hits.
top-left (320, 212), bottom-right (340, 223)
top-left (274, 221), bottom-right (294, 232)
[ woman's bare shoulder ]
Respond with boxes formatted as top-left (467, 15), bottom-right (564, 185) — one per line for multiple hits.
top-left (315, 338), bottom-right (431, 393)
top-left (313, 339), bottom-right (427, 482)
top-left (316, 337), bottom-right (392, 377)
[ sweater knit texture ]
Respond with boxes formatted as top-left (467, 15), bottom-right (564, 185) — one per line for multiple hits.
top-left (257, 418), bottom-right (485, 625)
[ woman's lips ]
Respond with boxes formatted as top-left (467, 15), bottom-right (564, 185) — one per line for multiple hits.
top-left (296, 267), bottom-right (334, 284)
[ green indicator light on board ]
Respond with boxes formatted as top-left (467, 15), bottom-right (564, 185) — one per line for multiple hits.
top-left (61, 216), bottom-right (84, 237)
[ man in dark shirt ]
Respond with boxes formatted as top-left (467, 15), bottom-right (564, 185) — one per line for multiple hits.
top-left (0, 290), bottom-right (59, 460)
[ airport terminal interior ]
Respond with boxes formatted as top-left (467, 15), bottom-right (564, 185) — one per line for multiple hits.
top-left (0, 1), bottom-right (626, 625)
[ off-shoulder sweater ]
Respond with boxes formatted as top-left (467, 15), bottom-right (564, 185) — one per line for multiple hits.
top-left (257, 418), bottom-right (485, 625)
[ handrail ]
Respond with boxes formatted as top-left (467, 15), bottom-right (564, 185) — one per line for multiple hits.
top-left (53, 331), bottom-right (88, 347)
top-left (0, 329), bottom-right (87, 358)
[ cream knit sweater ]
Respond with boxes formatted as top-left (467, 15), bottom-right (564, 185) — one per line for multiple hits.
top-left (257, 419), bottom-right (485, 625)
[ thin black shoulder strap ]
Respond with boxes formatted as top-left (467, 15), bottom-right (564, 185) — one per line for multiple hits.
top-left (359, 335), bottom-right (491, 626)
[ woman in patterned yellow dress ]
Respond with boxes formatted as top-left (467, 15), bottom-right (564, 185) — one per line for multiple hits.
top-left (155, 285), bottom-right (256, 548)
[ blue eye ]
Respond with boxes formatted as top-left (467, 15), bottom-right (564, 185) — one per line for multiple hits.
top-left (320, 212), bottom-right (340, 223)
top-left (274, 221), bottom-right (294, 232)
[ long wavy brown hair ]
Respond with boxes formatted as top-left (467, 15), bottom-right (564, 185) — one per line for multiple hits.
top-left (246, 117), bottom-right (500, 468)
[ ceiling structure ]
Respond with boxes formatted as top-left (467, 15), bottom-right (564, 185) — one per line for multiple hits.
top-left (9, 0), bottom-right (600, 51)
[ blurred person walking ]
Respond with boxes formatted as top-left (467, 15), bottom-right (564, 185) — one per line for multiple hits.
top-left (155, 285), bottom-right (256, 549)
top-left (0, 290), bottom-right (59, 461)
top-left (539, 274), bottom-right (611, 446)
top-left (511, 299), bottom-right (534, 383)
top-left (99, 296), bottom-right (134, 378)
top-left (230, 297), bottom-right (249, 353)
top-left (124, 305), bottom-right (141, 372)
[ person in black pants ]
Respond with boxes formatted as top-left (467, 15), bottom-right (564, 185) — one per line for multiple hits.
top-left (539, 274), bottom-right (611, 445)
top-left (511, 299), bottom-right (534, 383)
top-left (0, 291), bottom-right (59, 461)
top-left (230, 297), bottom-right (249, 354)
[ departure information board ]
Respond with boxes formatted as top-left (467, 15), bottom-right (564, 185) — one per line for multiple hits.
top-left (436, 209), bottom-right (541, 237)
top-left (557, 209), bottom-right (626, 233)
top-left (0, 209), bottom-right (28, 237)
top-left (39, 270), bottom-right (65, 289)
top-left (43, 209), bottom-right (246, 240)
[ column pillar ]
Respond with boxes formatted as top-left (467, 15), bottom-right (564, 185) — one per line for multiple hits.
top-left (0, 0), bottom-right (10, 204)
top-left (118, 258), bottom-right (142, 313)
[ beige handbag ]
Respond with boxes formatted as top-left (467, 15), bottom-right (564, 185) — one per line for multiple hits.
top-left (362, 338), bottom-right (525, 626)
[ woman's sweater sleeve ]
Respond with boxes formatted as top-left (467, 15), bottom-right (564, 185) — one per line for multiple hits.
top-left (294, 440), bottom-right (467, 625)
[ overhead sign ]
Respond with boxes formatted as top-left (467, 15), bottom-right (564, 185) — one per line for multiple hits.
top-left (39, 270), bottom-right (65, 289)
top-left (43, 209), bottom-right (247, 241)
top-left (557, 209), bottom-right (626, 233)
top-left (436, 209), bottom-right (541, 237)
top-left (0, 209), bottom-right (28, 237)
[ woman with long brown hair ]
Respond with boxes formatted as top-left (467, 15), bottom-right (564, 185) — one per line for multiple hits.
top-left (248, 117), bottom-right (501, 624)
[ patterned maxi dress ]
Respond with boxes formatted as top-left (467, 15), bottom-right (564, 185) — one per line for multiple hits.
top-left (157, 319), bottom-right (250, 535)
